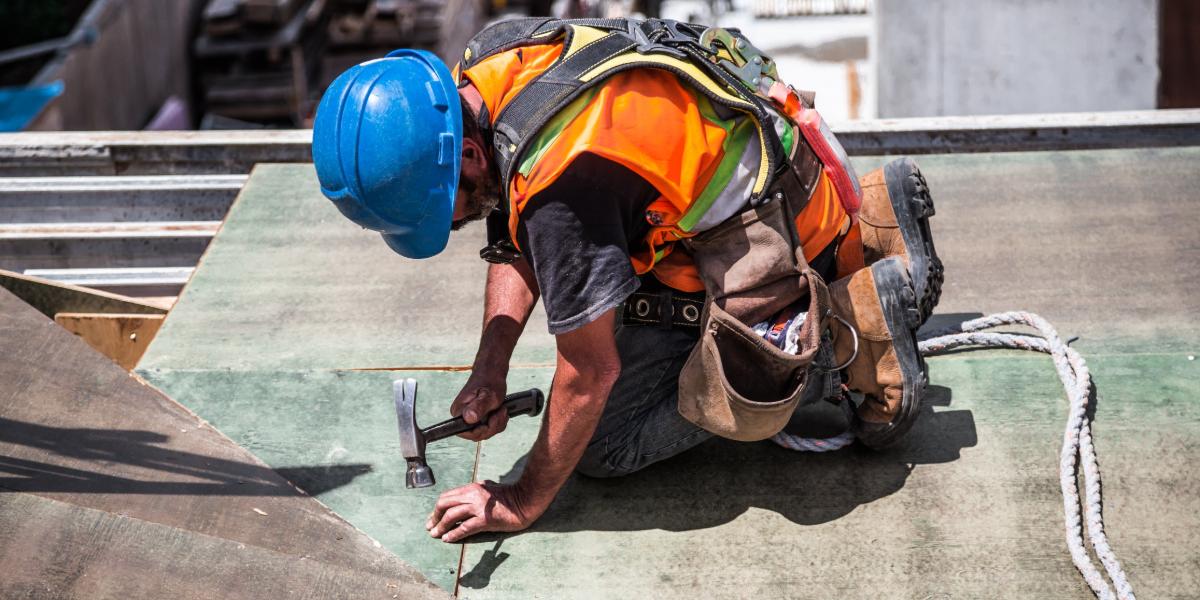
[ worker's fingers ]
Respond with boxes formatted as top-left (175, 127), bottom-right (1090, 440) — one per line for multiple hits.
top-left (426, 487), bottom-right (476, 528)
top-left (449, 386), bottom-right (477, 417)
top-left (486, 409), bottom-right (509, 436)
top-left (457, 427), bottom-right (489, 442)
top-left (461, 388), bottom-right (503, 425)
top-left (440, 516), bottom-right (487, 543)
top-left (432, 486), bottom-right (477, 512)
top-left (428, 504), bottom-right (476, 539)
top-left (458, 407), bottom-right (509, 442)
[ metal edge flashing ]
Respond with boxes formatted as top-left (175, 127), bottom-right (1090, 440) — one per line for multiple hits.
top-left (0, 110), bottom-right (1197, 174)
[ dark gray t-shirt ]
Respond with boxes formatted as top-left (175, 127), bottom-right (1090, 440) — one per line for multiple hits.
top-left (515, 153), bottom-right (660, 335)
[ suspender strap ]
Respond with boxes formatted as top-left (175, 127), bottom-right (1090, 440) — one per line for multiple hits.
top-left (463, 18), bottom-right (557, 68)
top-left (491, 32), bottom-right (638, 189)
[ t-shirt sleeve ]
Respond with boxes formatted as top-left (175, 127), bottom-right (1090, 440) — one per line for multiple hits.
top-left (516, 153), bottom-right (658, 335)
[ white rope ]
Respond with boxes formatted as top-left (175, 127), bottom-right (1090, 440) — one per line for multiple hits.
top-left (771, 429), bottom-right (855, 452)
top-left (770, 311), bottom-right (1135, 599)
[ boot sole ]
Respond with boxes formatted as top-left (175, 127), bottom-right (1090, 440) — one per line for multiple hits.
top-left (883, 157), bottom-right (943, 325)
top-left (853, 257), bottom-right (927, 449)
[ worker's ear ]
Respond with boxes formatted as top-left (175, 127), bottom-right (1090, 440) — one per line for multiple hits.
top-left (461, 136), bottom-right (488, 182)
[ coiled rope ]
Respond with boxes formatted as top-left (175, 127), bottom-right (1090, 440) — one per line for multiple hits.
top-left (770, 311), bottom-right (1135, 599)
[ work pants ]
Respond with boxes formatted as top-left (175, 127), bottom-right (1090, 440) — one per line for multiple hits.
top-left (574, 240), bottom-right (842, 478)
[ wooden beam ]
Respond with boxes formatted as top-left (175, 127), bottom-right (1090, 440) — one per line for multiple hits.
top-left (0, 268), bottom-right (169, 316)
top-left (53, 312), bottom-right (165, 370)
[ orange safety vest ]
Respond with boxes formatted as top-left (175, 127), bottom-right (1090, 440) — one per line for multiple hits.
top-left (459, 20), bottom-right (852, 292)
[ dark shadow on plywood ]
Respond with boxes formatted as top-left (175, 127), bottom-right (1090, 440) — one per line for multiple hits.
top-left (470, 386), bottom-right (974, 539)
top-left (0, 416), bottom-right (371, 496)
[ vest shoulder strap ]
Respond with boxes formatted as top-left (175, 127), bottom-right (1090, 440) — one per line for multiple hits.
top-left (462, 17), bottom-right (630, 68)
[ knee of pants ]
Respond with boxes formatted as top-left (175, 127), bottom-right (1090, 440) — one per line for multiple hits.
top-left (574, 439), bottom-right (639, 479)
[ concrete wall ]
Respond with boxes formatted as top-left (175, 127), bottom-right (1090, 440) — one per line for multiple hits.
top-left (874, 0), bottom-right (1159, 117)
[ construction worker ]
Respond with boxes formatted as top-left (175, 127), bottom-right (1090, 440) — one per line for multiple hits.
top-left (312, 17), bottom-right (942, 543)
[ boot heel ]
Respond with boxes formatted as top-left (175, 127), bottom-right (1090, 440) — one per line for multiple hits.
top-left (884, 157), bottom-right (942, 324)
top-left (856, 257), bottom-right (927, 448)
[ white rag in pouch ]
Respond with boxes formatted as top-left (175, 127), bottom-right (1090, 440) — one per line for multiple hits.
top-left (752, 308), bottom-right (807, 355)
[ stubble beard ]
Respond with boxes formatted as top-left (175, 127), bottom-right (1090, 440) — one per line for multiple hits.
top-left (451, 174), bottom-right (502, 231)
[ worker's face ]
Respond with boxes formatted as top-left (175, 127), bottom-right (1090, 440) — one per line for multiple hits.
top-left (452, 136), bottom-right (500, 230)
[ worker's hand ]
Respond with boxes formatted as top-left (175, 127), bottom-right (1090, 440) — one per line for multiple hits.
top-left (450, 371), bottom-right (508, 442)
top-left (425, 480), bottom-right (543, 543)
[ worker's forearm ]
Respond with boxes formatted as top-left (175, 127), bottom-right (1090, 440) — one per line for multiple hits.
top-left (515, 359), bottom-right (618, 511)
top-left (473, 259), bottom-right (539, 375)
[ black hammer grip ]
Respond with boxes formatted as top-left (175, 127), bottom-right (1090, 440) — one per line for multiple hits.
top-left (421, 388), bottom-right (545, 443)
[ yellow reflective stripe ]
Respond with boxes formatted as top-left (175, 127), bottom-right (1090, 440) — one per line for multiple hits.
top-left (751, 120), bottom-right (768, 195)
top-left (579, 52), bottom-right (771, 195)
top-left (564, 25), bottom-right (609, 57)
top-left (652, 246), bottom-right (668, 265)
top-left (578, 53), bottom-right (752, 109)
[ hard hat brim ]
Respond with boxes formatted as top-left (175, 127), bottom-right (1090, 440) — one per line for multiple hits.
top-left (378, 192), bottom-right (453, 259)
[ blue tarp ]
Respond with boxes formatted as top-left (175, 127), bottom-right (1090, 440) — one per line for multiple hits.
top-left (0, 81), bottom-right (64, 131)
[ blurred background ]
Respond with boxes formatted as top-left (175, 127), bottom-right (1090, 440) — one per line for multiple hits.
top-left (0, 0), bottom-right (1193, 132)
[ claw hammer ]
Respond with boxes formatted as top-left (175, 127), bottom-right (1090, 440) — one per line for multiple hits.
top-left (393, 378), bottom-right (545, 488)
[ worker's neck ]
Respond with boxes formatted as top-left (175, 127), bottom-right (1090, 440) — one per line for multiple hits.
top-left (459, 82), bottom-right (485, 120)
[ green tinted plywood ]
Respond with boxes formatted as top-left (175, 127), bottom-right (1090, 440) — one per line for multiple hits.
top-left (137, 368), bottom-right (471, 589)
top-left (137, 164), bottom-right (555, 372)
top-left (851, 147), bottom-right (1200, 353)
top-left (461, 353), bottom-right (1199, 598)
top-left (137, 367), bottom-right (555, 591)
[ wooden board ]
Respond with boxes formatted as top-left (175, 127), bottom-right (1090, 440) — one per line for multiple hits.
top-left (0, 267), bottom-right (168, 317)
top-left (54, 312), bottom-right (165, 370)
top-left (0, 287), bottom-right (448, 599)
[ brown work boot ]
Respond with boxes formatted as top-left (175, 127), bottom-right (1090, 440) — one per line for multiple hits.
top-left (857, 157), bottom-right (943, 325)
top-left (829, 256), bottom-right (926, 448)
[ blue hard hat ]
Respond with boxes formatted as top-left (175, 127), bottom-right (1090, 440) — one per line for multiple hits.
top-left (312, 49), bottom-right (462, 259)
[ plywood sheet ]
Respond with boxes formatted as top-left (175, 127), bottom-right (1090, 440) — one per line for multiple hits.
top-left (135, 367), bottom-right (554, 591)
top-left (850, 147), bottom-right (1200, 352)
top-left (461, 353), bottom-right (1199, 598)
top-left (0, 288), bottom-right (446, 598)
top-left (138, 163), bottom-right (556, 373)
top-left (0, 493), bottom-right (438, 600)
top-left (133, 147), bottom-right (1200, 598)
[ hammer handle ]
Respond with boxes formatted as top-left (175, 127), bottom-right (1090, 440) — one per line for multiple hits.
top-left (421, 388), bottom-right (545, 443)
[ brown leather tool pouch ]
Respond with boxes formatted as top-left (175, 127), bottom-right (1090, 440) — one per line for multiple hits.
top-left (678, 270), bottom-right (830, 440)
top-left (677, 149), bottom-right (831, 441)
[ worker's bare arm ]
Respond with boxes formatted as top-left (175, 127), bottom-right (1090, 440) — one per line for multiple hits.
top-left (427, 309), bottom-right (620, 542)
top-left (452, 259), bottom-right (540, 442)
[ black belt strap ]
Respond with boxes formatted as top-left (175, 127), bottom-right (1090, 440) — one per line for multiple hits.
top-left (622, 291), bottom-right (704, 329)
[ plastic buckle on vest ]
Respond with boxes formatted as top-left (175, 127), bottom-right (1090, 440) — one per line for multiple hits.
top-left (480, 242), bottom-right (521, 264)
top-left (480, 206), bottom-right (521, 264)
top-left (632, 19), bottom-right (690, 59)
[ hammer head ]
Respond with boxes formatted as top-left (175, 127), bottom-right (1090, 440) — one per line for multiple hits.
top-left (394, 378), bottom-right (435, 488)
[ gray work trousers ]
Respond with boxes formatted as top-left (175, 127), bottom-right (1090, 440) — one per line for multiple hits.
top-left (575, 317), bottom-right (712, 478)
